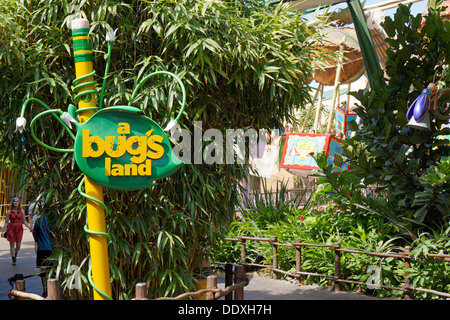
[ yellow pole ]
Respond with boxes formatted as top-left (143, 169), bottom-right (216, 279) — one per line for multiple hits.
top-left (71, 18), bottom-right (112, 300)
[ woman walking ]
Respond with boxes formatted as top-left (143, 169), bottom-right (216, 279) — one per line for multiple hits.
top-left (1, 197), bottom-right (31, 265)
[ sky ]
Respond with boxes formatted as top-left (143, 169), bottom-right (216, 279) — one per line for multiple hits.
top-left (303, 0), bottom-right (428, 20)
top-left (363, 0), bottom-right (427, 16)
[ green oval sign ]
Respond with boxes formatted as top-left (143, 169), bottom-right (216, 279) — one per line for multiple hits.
top-left (74, 106), bottom-right (183, 191)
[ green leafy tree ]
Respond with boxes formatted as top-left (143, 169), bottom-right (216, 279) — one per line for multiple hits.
top-left (0, 0), bottom-right (327, 299)
top-left (313, 3), bottom-right (450, 239)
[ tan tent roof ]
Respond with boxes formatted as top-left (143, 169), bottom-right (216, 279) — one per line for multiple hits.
top-left (313, 27), bottom-right (366, 85)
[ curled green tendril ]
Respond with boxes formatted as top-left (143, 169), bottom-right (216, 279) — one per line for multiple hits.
top-left (22, 98), bottom-right (76, 153)
top-left (128, 70), bottom-right (187, 124)
top-left (72, 70), bottom-right (99, 106)
top-left (77, 177), bottom-right (110, 216)
top-left (88, 264), bottom-right (113, 300)
top-left (78, 177), bottom-right (113, 300)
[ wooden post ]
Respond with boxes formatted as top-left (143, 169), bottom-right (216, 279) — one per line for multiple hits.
top-left (238, 235), bottom-right (246, 268)
top-left (404, 246), bottom-right (412, 300)
top-left (271, 236), bottom-right (278, 280)
top-left (346, 82), bottom-right (352, 114)
top-left (333, 242), bottom-right (341, 292)
top-left (313, 83), bottom-right (325, 132)
top-left (295, 238), bottom-right (302, 284)
top-left (326, 43), bottom-right (344, 134)
top-left (15, 280), bottom-right (25, 300)
top-left (46, 279), bottom-right (61, 300)
top-left (234, 265), bottom-right (244, 301)
top-left (135, 282), bottom-right (148, 300)
top-left (301, 86), bottom-right (321, 132)
top-left (206, 275), bottom-right (217, 300)
top-left (225, 263), bottom-right (233, 300)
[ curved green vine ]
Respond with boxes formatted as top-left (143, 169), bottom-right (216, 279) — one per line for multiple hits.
top-left (29, 108), bottom-right (75, 152)
top-left (128, 70), bottom-right (187, 125)
top-left (78, 177), bottom-right (113, 300)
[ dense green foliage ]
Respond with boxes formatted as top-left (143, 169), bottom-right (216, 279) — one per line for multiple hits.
top-left (214, 154), bottom-right (450, 299)
top-left (214, 193), bottom-right (450, 298)
top-left (344, 3), bottom-right (450, 235)
top-left (213, 3), bottom-right (450, 299)
top-left (0, 0), bottom-right (326, 299)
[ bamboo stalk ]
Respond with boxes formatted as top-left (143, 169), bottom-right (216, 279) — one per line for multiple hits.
top-left (239, 236), bottom-right (273, 242)
top-left (402, 285), bottom-right (450, 299)
top-left (293, 270), bottom-right (335, 279)
top-left (292, 242), bottom-right (333, 248)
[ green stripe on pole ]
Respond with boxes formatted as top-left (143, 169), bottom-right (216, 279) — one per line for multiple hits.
top-left (72, 28), bottom-right (90, 37)
top-left (72, 26), bottom-right (92, 62)
top-left (347, 0), bottom-right (382, 89)
top-left (73, 39), bottom-right (92, 51)
top-left (74, 53), bottom-right (93, 62)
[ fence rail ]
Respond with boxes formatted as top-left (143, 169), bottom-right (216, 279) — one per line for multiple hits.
top-left (8, 236), bottom-right (450, 300)
top-left (8, 279), bottom-right (61, 300)
top-left (7, 264), bottom-right (248, 300)
top-left (224, 235), bottom-right (450, 299)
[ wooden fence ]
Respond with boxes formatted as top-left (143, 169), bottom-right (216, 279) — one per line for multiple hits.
top-left (7, 236), bottom-right (450, 300)
top-left (7, 264), bottom-right (248, 300)
top-left (224, 235), bottom-right (450, 300)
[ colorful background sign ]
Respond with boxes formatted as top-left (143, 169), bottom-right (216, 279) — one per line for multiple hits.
top-left (280, 133), bottom-right (348, 172)
top-left (281, 133), bottom-right (327, 170)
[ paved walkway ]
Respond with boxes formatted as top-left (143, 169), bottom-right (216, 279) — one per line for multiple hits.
top-left (0, 228), bottom-right (44, 300)
top-left (220, 272), bottom-right (381, 300)
top-left (1, 228), bottom-right (381, 300)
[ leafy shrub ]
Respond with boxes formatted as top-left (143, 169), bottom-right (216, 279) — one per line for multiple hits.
top-left (213, 2), bottom-right (450, 300)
